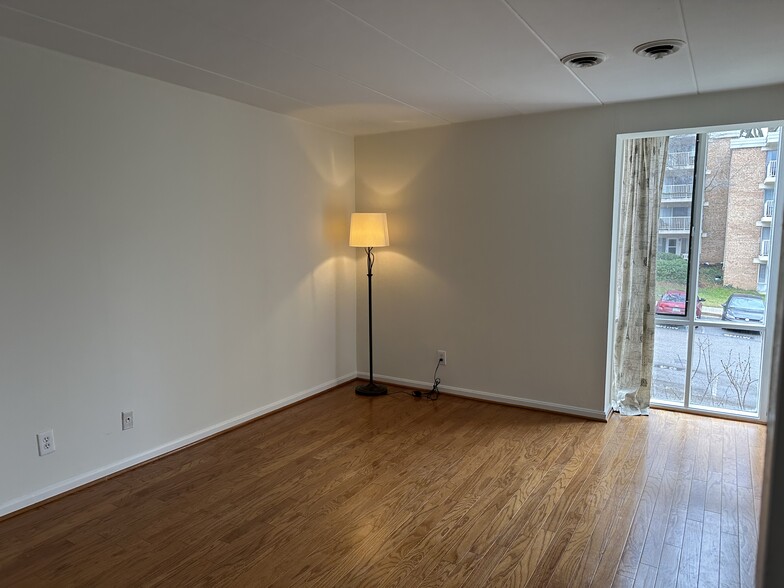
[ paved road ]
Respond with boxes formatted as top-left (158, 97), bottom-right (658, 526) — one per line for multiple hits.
top-left (652, 322), bottom-right (762, 413)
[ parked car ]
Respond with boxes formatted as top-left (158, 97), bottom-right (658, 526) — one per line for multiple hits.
top-left (722, 293), bottom-right (765, 323)
top-left (655, 290), bottom-right (703, 318)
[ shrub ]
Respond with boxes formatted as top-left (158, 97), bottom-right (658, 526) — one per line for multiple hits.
top-left (656, 252), bottom-right (688, 283)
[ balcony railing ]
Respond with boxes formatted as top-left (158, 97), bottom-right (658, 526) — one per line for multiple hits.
top-left (767, 159), bottom-right (778, 179)
top-left (661, 184), bottom-right (693, 199)
top-left (667, 152), bottom-right (695, 168)
top-left (764, 200), bottom-right (775, 219)
top-left (761, 239), bottom-right (771, 257)
top-left (658, 216), bottom-right (691, 231)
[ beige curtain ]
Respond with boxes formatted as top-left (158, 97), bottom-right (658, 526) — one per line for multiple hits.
top-left (612, 136), bottom-right (669, 416)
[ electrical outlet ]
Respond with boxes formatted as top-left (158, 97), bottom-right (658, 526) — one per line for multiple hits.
top-left (437, 350), bottom-right (447, 365)
top-left (122, 411), bottom-right (134, 431)
top-left (36, 430), bottom-right (55, 456)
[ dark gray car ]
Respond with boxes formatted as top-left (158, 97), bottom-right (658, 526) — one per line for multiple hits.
top-left (722, 293), bottom-right (765, 323)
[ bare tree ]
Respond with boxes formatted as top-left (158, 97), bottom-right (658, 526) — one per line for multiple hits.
top-left (690, 335), bottom-right (722, 404)
top-left (721, 347), bottom-right (758, 411)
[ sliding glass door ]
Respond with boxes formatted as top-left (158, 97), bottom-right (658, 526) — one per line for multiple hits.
top-left (648, 126), bottom-right (782, 419)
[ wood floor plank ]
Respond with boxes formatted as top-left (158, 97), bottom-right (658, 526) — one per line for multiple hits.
top-left (617, 473), bottom-right (662, 578)
top-left (721, 481), bottom-right (739, 536)
top-left (640, 469), bottom-right (677, 567)
top-left (676, 519), bottom-right (703, 588)
top-left (655, 542), bottom-right (681, 588)
top-left (692, 419), bottom-right (712, 482)
top-left (698, 511), bottom-right (721, 587)
top-left (704, 470), bottom-right (723, 514)
top-left (720, 532), bottom-right (741, 588)
top-left (748, 426), bottom-right (766, 500)
top-left (721, 421), bottom-right (738, 487)
top-left (686, 479), bottom-right (708, 523)
top-left (734, 426), bottom-right (753, 490)
top-left (736, 486), bottom-right (757, 588)
top-left (663, 507), bottom-right (687, 549)
top-left (614, 573), bottom-right (637, 588)
top-left (0, 389), bottom-right (765, 587)
top-left (707, 421), bottom-right (724, 476)
top-left (633, 563), bottom-right (658, 588)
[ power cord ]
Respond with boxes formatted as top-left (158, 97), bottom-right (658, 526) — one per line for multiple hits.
top-left (387, 357), bottom-right (444, 401)
top-left (408, 357), bottom-right (443, 400)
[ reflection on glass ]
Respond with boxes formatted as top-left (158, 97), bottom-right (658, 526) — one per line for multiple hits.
top-left (697, 129), bottom-right (776, 323)
top-left (656, 134), bottom-right (696, 318)
top-left (690, 326), bottom-right (761, 414)
top-left (651, 324), bottom-right (688, 404)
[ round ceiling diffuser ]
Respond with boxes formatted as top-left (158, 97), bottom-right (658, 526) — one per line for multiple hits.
top-left (560, 52), bottom-right (606, 69)
top-left (633, 39), bottom-right (686, 59)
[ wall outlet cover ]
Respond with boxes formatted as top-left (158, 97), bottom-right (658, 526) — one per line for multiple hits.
top-left (122, 411), bottom-right (134, 431)
top-left (37, 430), bottom-right (55, 456)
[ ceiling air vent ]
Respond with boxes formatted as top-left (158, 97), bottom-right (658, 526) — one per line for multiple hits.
top-left (560, 52), bottom-right (606, 69)
top-left (633, 39), bottom-right (686, 60)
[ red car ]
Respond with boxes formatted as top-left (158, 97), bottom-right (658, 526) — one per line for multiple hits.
top-left (655, 290), bottom-right (703, 318)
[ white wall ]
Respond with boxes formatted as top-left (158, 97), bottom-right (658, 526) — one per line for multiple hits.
top-left (0, 38), bottom-right (356, 513)
top-left (355, 83), bottom-right (784, 418)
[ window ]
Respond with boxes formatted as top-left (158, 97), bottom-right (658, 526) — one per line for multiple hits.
top-left (611, 125), bottom-right (783, 420)
top-left (758, 263), bottom-right (768, 288)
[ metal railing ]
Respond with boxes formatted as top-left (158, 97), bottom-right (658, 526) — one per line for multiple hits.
top-left (761, 239), bottom-right (771, 257)
top-left (661, 184), bottom-right (693, 199)
top-left (667, 152), bottom-right (695, 168)
top-left (767, 159), bottom-right (778, 179)
top-left (658, 216), bottom-right (691, 231)
top-left (764, 200), bottom-right (774, 218)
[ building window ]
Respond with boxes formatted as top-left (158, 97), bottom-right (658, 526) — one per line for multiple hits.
top-left (759, 263), bottom-right (768, 285)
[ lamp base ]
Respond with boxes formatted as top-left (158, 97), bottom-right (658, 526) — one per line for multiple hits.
top-left (355, 382), bottom-right (388, 396)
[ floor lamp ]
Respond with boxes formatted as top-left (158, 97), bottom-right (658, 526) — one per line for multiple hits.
top-left (350, 212), bottom-right (389, 396)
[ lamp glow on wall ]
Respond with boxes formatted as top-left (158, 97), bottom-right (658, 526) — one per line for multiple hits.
top-left (350, 212), bottom-right (389, 396)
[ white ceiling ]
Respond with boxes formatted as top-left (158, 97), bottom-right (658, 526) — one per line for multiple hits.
top-left (1, 0), bottom-right (783, 135)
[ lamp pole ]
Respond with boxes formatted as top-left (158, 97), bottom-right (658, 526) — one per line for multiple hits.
top-left (366, 247), bottom-right (375, 384)
top-left (356, 246), bottom-right (387, 395)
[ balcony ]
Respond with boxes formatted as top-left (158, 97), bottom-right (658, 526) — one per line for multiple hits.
top-left (755, 239), bottom-right (771, 264)
top-left (667, 151), bottom-right (695, 169)
top-left (764, 159), bottom-right (778, 185)
top-left (661, 183), bottom-right (693, 201)
top-left (758, 239), bottom-right (771, 263)
top-left (658, 216), bottom-right (690, 233)
top-left (760, 200), bottom-right (775, 225)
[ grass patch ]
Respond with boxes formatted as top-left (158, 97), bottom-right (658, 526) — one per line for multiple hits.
top-left (698, 285), bottom-right (760, 307)
top-left (654, 260), bottom-right (762, 308)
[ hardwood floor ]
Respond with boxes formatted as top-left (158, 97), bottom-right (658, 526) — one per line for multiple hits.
top-left (0, 383), bottom-right (766, 587)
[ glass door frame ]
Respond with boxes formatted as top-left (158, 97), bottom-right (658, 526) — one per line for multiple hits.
top-left (606, 121), bottom-right (784, 423)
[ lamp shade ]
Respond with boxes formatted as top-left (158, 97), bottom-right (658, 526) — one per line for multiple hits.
top-left (349, 213), bottom-right (389, 248)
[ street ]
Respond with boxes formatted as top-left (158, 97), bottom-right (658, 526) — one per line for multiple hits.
top-left (651, 322), bottom-right (762, 413)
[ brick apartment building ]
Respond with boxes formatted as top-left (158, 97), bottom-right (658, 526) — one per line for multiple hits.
top-left (658, 128), bottom-right (780, 293)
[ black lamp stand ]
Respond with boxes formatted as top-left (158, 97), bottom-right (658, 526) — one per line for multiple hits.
top-left (356, 246), bottom-right (387, 396)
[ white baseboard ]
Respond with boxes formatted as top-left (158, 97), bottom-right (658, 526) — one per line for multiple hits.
top-left (0, 372), bottom-right (357, 518)
top-left (359, 372), bottom-right (609, 422)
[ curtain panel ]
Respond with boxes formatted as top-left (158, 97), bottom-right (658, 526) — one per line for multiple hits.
top-left (612, 136), bottom-right (669, 416)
